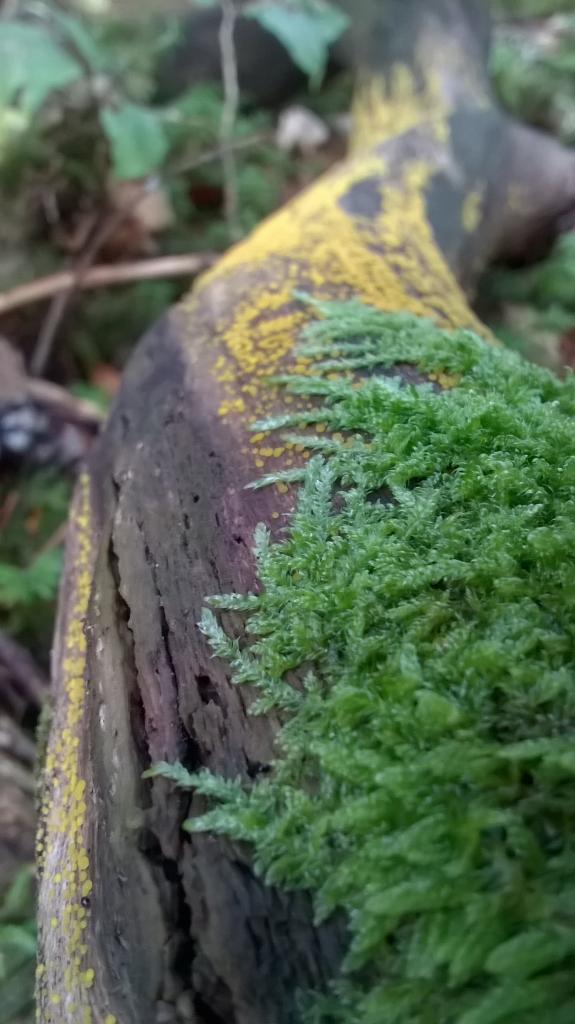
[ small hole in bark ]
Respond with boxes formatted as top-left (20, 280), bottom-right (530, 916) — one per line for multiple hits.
top-left (246, 758), bottom-right (270, 779)
top-left (196, 674), bottom-right (221, 707)
top-left (181, 728), bottom-right (203, 770)
top-left (193, 494), bottom-right (200, 503)
top-left (162, 858), bottom-right (181, 884)
top-left (194, 995), bottom-right (229, 1024)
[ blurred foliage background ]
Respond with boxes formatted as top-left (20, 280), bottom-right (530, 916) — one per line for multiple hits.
top-left (2, 0), bottom-right (575, 1019)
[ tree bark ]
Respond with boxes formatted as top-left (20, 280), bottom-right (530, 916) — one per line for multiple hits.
top-left (37, 3), bottom-right (575, 1022)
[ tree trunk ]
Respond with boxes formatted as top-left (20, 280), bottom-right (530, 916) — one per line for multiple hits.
top-left (37, 3), bottom-right (575, 1022)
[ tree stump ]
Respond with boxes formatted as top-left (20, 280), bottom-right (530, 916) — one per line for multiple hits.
top-left (37, 2), bottom-right (575, 1022)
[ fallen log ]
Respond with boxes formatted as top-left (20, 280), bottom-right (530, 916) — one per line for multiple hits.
top-left (37, 2), bottom-right (575, 1022)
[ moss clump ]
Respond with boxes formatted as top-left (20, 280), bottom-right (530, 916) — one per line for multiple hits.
top-left (149, 303), bottom-right (575, 1024)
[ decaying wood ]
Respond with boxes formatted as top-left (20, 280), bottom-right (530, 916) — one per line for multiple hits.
top-left (37, 3), bottom-right (575, 1023)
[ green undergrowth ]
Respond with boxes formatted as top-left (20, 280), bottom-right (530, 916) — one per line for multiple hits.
top-left (150, 309), bottom-right (575, 1018)
top-left (493, 0), bottom-right (575, 16)
top-left (484, 233), bottom-right (575, 315)
top-left (0, 471), bottom-right (71, 657)
top-left (481, 233), bottom-right (575, 370)
top-left (0, 866), bottom-right (36, 1024)
top-left (491, 14), bottom-right (575, 141)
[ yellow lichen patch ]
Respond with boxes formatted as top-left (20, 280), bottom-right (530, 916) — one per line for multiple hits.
top-left (194, 151), bottom-right (483, 424)
top-left (218, 396), bottom-right (246, 417)
top-left (351, 64), bottom-right (447, 153)
top-left (462, 189), bottom-right (483, 233)
top-left (428, 370), bottom-right (460, 390)
top-left (506, 182), bottom-right (529, 214)
top-left (36, 472), bottom-right (97, 1020)
top-left (183, 94), bottom-right (489, 478)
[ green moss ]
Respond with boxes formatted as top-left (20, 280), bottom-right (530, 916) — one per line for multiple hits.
top-left (149, 303), bottom-right (575, 1023)
top-left (483, 233), bottom-right (575, 315)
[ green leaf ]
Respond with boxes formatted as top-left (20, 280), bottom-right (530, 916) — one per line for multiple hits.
top-left (0, 924), bottom-right (36, 968)
top-left (245, 0), bottom-right (349, 85)
top-left (100, 102), bottom-right (169, 180)
top-left (0, 551), bottom-right (62, 607)
top-left (0, 866), bottom-right (35, 925)
top-left (49, 9), bottom-right (109, 71)
top-left (0, 21), bottom-right (83, 114)
top-left (0, 937), bottom-right (35, 1024)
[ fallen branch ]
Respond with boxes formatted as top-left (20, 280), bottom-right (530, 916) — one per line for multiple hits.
top-left (0, 253), bottom-right (216, 319)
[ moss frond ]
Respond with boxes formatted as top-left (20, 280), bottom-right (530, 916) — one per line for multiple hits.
top-left (153, 303), bottom-right (575, 1024)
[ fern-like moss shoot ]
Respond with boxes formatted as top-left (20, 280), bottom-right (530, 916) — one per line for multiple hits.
top-left (149, 303), bottom-right (575, 1024)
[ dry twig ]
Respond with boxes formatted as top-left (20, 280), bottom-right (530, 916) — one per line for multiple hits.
top-left (218, 0), bottom-right (242, 242)
top-left (31, 196), bottom-right (149, 377)
top-left (0, 254), bottom-right (216, 319)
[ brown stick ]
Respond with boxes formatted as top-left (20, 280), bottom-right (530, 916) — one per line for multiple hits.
top-left (0, 253), bottom-right (216, 319)
top-left (0, 631), bottom-right (48, 712)
top-left (218, 0), bottom-right (242, 242)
